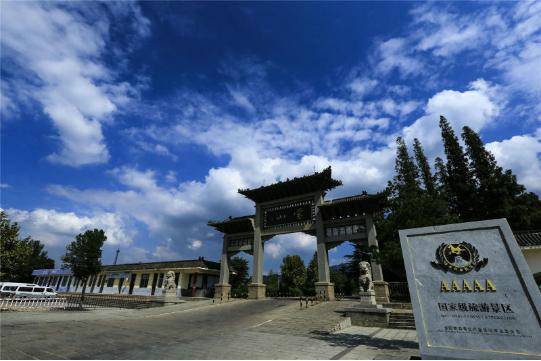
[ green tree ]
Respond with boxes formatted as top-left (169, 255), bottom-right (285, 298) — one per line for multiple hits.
top-left (345, 242), bottom-right (370, 282)
top-left (462, 126), bottom-right (541, 229)
top-left (413, 138), bottom-right (436, 194)
top-left (62, 229), bottom-right (106, 305)
top-left (266, 269), bottom-right (280, 297)
top-left (439, 116), bottom-right (477, 220)
top-left (377, 136), bottom-right (455, 281)
top-left (229, 256), bottom-right (249, 297)
top-left (304, 252), bottom-right (318, 295)
top-left (0, 211), bottom-right (54, 282)
top-left (280, 255), bottom-right (306, 296)
top-left (434, 156), bottom-right (449, 199)
top-left (331, 264), bottom-right (356, 296)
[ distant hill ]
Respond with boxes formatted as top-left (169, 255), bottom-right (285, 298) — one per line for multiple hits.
top-left (330, 263), bottom-right (348, 272)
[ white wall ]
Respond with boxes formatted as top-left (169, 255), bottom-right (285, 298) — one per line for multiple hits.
top-left (523, 248), bottom-right (541, 276)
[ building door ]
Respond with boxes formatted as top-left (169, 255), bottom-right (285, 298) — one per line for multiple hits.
top-left (129, 274), bottom-right (137, 295)
top-left (151, 274), bottom-right (158, 296)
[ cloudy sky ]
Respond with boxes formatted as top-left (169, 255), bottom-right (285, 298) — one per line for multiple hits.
top-left (1, 2), bottom-right (540, 272)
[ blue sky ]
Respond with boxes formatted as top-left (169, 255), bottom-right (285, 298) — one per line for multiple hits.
top-left (1, 2), bottom-right (540, 272)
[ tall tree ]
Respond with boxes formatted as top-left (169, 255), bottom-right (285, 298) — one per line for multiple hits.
top-left (62, 229), bottom-right (106, 306)
top-left (345, 242), bottom-right (371, 282)
top-left (229, 256), bottom-right (249, 297)
top-left (462, 126), bottom-right (541, 229)
top-left (462, 126), bottom-right (510, 220)
top-left (0, 211), bottom-right (54, 282)
top-left (439, 116), bottom-right (477, 220)
top-left (413, 138), bottom-right (435, 194)
top-left (394, 137), bottom-right (421, 196)
top-left (280, 255), bottom-right (306, 296)
top-left (434, 157), bottom-right (448, 195)
top-left (377, 137), bottom-right (456, 281)
top-left (331, 265), bottom-right (353, 296)
top-left (304, 252), bottom-right (318, 295)
top-left (266, 269), bottom-right (280, 296)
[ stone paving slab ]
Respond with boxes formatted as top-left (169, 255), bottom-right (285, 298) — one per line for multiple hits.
top-left (1, 299), bottom-right (419, 360)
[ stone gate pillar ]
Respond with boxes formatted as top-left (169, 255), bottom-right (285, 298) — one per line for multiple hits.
top-left (315, 192), bottom-right (334, 301)
top-left (214, 236), bottom-right (231, 300)
top-left (365, 213), bottom-right (389, 304)
top-left (248, 207), bottom-right (266, 299)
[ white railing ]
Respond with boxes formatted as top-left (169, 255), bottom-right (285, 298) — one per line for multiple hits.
top-left (0, 297), bottom-right (67, 310)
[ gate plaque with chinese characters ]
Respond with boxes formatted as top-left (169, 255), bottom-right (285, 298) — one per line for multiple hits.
top-left (399, 219), bottom-right (541, 359)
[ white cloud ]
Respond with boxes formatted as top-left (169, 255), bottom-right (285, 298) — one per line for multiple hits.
top-left (188, 239), bottom-right (203, 250)
top-left (0, 183), bottom-right (10, 189)
top-left (486, 130), bottom-right (541, 193)
top-left (228, 87), bottom-right (256, 113)
top-left (0, 2), bottom-right (149, 166)
top-left (348, 78), bottom-right (378, 97)
top-left (403, 79), bottom-right (500, 155)
top-left (153, 238), bottom-right (182, 260)
top-left (264, 233), bottom-right (316, 261)
top-left (412, 2), bottom-right (541, 100)
top-left (413, 5), bottom-right (483, 57)
top-left (5, 208), bottom-right (134, 247)
top-left (375, 38), bottom-right (423, 77)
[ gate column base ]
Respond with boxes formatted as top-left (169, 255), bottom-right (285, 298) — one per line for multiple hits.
top-left (315, 282), bottom-right (335, 301)
top-left (214, 284), bottom-right (231, 300)
top-left (373, 281), bottom-right (390, 304)
top-left (248, 283), bottom-right (266, 299)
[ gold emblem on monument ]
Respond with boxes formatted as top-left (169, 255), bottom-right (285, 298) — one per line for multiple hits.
top-left (431, 242), bottom-right (488, 273)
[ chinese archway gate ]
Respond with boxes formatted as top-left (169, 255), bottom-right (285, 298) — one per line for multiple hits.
top-left (208, 167), bottom-right (388, 302)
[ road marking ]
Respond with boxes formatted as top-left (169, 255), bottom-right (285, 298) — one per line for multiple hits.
top-left (250, 319), bottom-right (273, 328)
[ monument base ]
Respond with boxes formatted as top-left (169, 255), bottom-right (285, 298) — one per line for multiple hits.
top-left (163, 293), bottom-right (178, 302)
top-left (315, 282), bottom-right (335, 301)
top-left (340, 305), bottom-right (392, 327)
top-left (214, 283), bottom-right (231, 300)
top-left (248, 283), bottom-right (266, 299)
top-left (359, 290), bottom-right (376, 305)
top-left (373, 281), bottom-right (390, 304)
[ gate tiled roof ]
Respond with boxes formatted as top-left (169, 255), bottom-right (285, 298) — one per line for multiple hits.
top-left (238, 166), bottom-right (342, 203)
top-left (318, 192), bottom-right (386, 220)
top-left (208, 215), bottom-right (254, 234)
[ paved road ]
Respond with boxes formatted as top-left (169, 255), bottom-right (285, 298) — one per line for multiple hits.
top-left (1, 299), bottom-right (419, 359)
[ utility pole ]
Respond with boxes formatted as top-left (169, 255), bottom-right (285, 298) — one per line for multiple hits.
top-left (114, 249), bottom-right (120, 265)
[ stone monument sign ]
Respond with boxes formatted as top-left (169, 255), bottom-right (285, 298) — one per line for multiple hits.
top-left (400, 219), bottom-right (541, 359)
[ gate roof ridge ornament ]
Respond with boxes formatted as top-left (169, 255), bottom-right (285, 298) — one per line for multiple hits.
top-left (237, 166), bottom-right (342, 203)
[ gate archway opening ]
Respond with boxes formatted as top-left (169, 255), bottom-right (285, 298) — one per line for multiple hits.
top-left (264, 232), bottom-right (317, 297)
top-left (208, 167), bottom-right (388, 302)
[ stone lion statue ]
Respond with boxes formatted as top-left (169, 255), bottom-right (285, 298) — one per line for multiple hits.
top-left (163, 271), bottom-right (176, 294)
top-left (358, 261), bottom-right (373, 292)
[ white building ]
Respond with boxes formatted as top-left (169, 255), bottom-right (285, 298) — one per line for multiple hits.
top-left (515, 230), bottom-right (541, 287)
top-left (32, 258), bottom-right (220, 298)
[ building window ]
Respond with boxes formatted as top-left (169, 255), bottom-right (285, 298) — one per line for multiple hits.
top-left (174, 272), bottom-right (180, 287)
top-left (107, 277), bottom-right (115, 287)
top-left (61, 276), bottom-right (68, 286)
top-left (140, 274), bottom-right (149, 288)
top-left (157, 273), bottom-right (164, 288)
